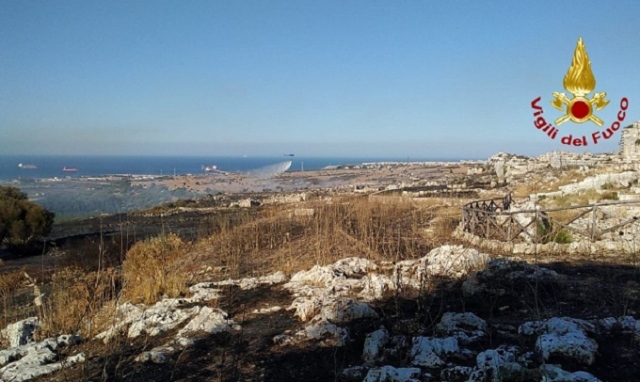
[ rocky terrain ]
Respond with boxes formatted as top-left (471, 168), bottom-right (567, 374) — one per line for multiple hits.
top-left (1, 244), bottom-right (640, 381)
top-left (3, 145), bottom-right (640, 381)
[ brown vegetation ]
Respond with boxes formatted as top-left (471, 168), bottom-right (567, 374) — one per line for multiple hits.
top-left (122, 234), bottom-right (191, 305)
top-left (0, 194), bottom-right (463, 340)
top-left (187, 195), bottom-right (456, 281)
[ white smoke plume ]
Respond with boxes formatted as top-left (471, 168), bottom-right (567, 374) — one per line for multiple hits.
top-left (246, 161), bottom-right (292, 179)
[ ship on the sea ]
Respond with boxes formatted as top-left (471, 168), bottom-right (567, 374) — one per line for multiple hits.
top-left (17, 163), bottom-right (38, 169)
top-left (62, 167), bottom-right (79, 172)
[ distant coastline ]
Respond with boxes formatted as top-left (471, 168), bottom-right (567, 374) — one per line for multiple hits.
top-left (0, 155), bottom-right (481, 182)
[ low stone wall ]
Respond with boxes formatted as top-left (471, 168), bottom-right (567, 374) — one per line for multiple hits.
top-left (455, 227), bottom-right (640, 256)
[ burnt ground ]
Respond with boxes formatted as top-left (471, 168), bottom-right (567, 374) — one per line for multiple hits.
top-left (38, 259), bottom-right (640, 382)
top-left (0, 205), bottom-right (261, 276)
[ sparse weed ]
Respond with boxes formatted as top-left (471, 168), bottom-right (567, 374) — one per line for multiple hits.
top-left (537, 221), bottom-right (573, 244)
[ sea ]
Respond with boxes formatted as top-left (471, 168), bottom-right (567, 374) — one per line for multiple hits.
top-left (0, 155), bottom-right (471, 181)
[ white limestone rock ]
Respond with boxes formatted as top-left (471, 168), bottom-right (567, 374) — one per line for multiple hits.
top-left (0, 352), bottom-right (86, 382)
top-left (435, 312), bottom-right (487, 345)
top-left (214, 271), bottom-right (288, 290)
top-left (363, 365), bottom-right (422, 382)
top-left (135, 346), bottom-right (175, 364)
top-left (0, 336), bottom-right (84, 382)
top-left (410, 336), bottom-right (459, 368)
top-left (0, 335), bottom-right (82, 367)
top-left (177, 306), bottom-right (240, 337)
top-left (303, 319), bottom-right (349, 346)
top-left (285, 257), bottom-right (382, 325)
top-left (133, 307), bottom-right (239, 364)
top-left (594, 315), bottom-right (640, 339)
top-left (362, 327), bottom-right (389, 366)
top-left (539, 364), bottom-right (602, 382)
top-left (393, 246), bottom-right (489, 290)
top-left (289, 296), bottom-right (323, 322)
top-left (468, 345), bottom-right (522, 382)
top-left (187, 282), bottom-right (223, 302)
top-left (519, 317), bottom-right (597, 365)
top-left (96, 297), bottom-right (239, 353)
top-left (286, 257), bottom-right (378, 289)
top-left (320, 299), bottom-right (379, 324)
top-left (252, 306), bottom-right (283, 314)
top-left (340, 365), bottom-right (367, 381)
top-left (595, 316), bottom-right (618, 332)
top-left (359, 273), bottom-right (396, 301)
top-left (1, 317), bottom-right (39, 348)
top-left (126, 302), bottom-right (197, 338)
top-left (559, 171), bottom-right (639, 194)
top-left (272, 334), bottom-right (296, 346)
top-left (95, 301), bottom-right (145, 342)
top-left (423, 245), bottom-right (489, 279)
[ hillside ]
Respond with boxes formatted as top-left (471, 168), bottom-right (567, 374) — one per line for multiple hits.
top-left (1, 156), bottom-right (640, 381)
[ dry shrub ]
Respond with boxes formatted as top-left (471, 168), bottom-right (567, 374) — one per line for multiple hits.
top-left (431, 209), bottom-right (462, 243)
top-left (0, 270), bottom-right (26, 326)
top-left (190, 195), bottom-right (434, 280)
top-left (40, 267), bottom-right (118, 337)
top-left (546, 208), bottom-right (587, 223)
top-left (0, 270), bottom-right (23, 302)
top-left (514, 169), bottom-right (587, 197)
top-left (122, 233), bottom-right (190, 305)
top-left (541, 189), bottom-right (612, 209)
top-left (197, 212), bottom-right (307, 279)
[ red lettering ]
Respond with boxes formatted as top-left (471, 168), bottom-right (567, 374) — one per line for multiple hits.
top-left (621, 97), bottom-right (628, 110)
top-left (592, 131), bottom-right (601, 144)
top-left (534, 117), bottom-right (547, 129)
top-left (531, 97), bottom-right (543, 111)
top-left (611, 121), bottom-right (620, 131)
top-left (603, 128), bottom-right (614, 139)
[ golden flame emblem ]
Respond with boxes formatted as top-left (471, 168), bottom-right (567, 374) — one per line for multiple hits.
top-left (551, 37), bottom-right (609, 126)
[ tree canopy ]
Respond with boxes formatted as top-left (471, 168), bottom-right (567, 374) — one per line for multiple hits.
top-left (0, 186), bottom-right (55, 245)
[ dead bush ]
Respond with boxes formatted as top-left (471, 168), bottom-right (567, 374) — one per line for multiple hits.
top-left (122, 233), bottom-right (190, 305)
top-left (40, 267), bottom-right (118, 337)
top-left (0, 270), bottom-right (26, 327)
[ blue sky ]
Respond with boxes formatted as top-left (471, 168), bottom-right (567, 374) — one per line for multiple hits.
top-left (1, 1), bottom-right (639, 158)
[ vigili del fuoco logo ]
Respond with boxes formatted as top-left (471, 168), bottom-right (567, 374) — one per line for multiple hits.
top-left (531, 37), bottom-right (628, 147)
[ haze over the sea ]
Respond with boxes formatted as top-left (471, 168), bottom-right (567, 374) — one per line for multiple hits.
top-left (0, 155), bottom-right (478, 181)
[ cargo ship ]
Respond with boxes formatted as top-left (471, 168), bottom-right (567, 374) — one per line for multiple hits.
top-left (62, 167), bottom-right (79, 172)
top-left (17, 163), bottom-right (38, 169)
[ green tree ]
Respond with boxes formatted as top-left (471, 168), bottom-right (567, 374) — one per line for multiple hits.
top-left (0, 186), bottom-right (55, 244)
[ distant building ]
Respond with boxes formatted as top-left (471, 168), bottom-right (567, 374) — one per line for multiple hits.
top-left (620, 121), bottom-right (640, 162)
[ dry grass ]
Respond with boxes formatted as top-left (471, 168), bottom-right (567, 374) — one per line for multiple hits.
top-left (122, 233), bottom-right (190, 305)
top-left (540, 189), bottom-right (619, 209)
top-left (0, 270), bottom-right (27, 328)
top-left (514, 168), bottom-right (588, 197)
top-left (39, 267), bottom-right (118, 337)
top-left (3, 193), bottom-right (460, 344)
top-left (30, 234), bottom-right (189, 339)
top-left (188, 195), bottom-right (440, 280)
